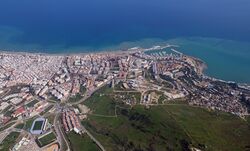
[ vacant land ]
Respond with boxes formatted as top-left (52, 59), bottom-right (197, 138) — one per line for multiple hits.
top-left (67, 132), bottom-right (100, 151)
top-left (83, 86), bottom-right (116, 116)
top-left (0, 132), bottom-right (20, 151)
top-left (25, 116), bottom-right (38, 130)
top-left (83, 106), bottom-right (191, 151)
top-left (37, 132), bottom-right (56, 147)
top-left (40, 105), bottom-right (54, 115)
top-left (164, 105), bottom-right (250, 151)
top-left (82, 86), bottom-right (250, 151)
top-left (114, 91), bottom-right (141, 104)
top-left (68, 93), bottom-right (83, 103)
top-left (46, 113), bottom-right (56, 124)
top-left (14, 123), bottom-right (24, 129)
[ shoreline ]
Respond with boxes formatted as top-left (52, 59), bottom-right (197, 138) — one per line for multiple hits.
top-left (0, 44), bottom-right (174, 56)
top-left (0, 49), bottom-right (130, 56)
top-left (0, 47), bottom-right (144, 56)
top-left (1, 46), bottom-right (250, 86)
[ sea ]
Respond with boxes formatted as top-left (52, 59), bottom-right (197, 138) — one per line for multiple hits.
top-left (0, 0), bottom-right (250, 83)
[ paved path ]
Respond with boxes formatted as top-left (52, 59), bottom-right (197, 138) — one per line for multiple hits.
top-left (82, 126), bottom-right (106, 151)
top-left (87, 105), bottom-right (132, 118)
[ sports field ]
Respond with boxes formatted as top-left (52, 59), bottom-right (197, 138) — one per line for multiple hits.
top-left (0, 132), bottom-right (20, 151)
top-left (33, 121), bottom-right (43, 131)
top-left (37, 132), bottom-right (56, 147)
top-left (30, 117), bottom-right (46, 134)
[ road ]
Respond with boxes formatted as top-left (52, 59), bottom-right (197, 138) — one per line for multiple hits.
top-left (87, 105), bottom-right (132, 118)
top-left (71, 80), bottom-right (113, 151)
top-left (72, 79), bottom-right (112, 105)
top-left (54, 112), bottom-right (70, 151)
top-left (56, 79), bottom-right (112, 151)
top-left (0, 122), bottom-right (24, 143)
top-left (82, 126), bottom-right (106, 151)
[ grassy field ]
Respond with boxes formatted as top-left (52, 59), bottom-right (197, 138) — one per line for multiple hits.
top-left (33, 120), bottom-right (43, 130)
top-left (0, 122), bottom-right (15, 131)
top-left (68, 93), bottom-right (83, 103)
top-left (83, 106), bottom-right (191, 151)
top-left (0, 132), bottom-right (20, 151)
top-left (67, 132), bottom-right (100, 151)
top-left (164, 105), bottom-right (250, 151)
top-left (37, 132), bottom-right (56, 147)
top-left (24, 116), bottom-right (38, 130)
top-left (40, 105), bottom-right (54, 115)
top-left (82, 86), bottom-right (250, 151)
top-left (26, 99), bottom-right (39, 108)
top-left (80, 85), bottom-right (87, 94)
top-left (46, 113), bottom-right (56, 124)
top-left (14, 123), bottom-right (24, 129)
top-left (83, 86), bottom-right (116, 116)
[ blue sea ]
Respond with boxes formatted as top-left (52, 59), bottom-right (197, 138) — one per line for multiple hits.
top-left (0, 0), bottom-right (250, 83)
